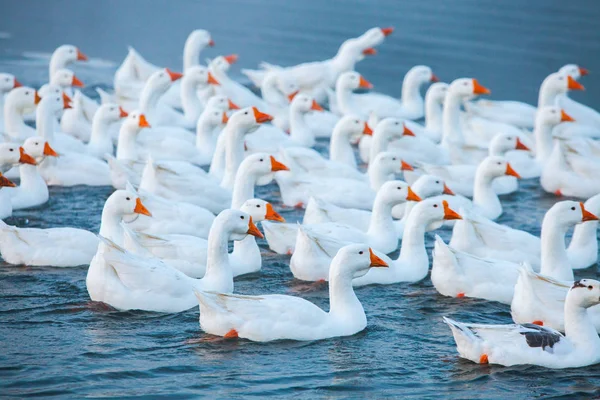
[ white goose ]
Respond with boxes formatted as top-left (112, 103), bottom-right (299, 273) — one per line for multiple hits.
top-left (567, 193), bottom-right (600, 270)
top-left (210, 55), bottom-right (270, 110)
top-left (4, 137), bottom-right (58, 209)
top-left (0, 73), bottom-right (22, 131)
top-left (0, 143), bottom-right (33, 219)
top-left (48, 44), bottom-right (87, 80)
top-left (0, 172), bottom-right (16, 219)
top-left (61, 90), bottom-right (98, 142)
top-left (88, 209), bottom-right (262, 312)
top-left (432, 201), bottom-right (598, 304)
top-left (179, 65), bottom-right (220, 125)
top-left (85, 103), bottom-right (128, 159)
top-left (444, 279), bottom-right (600, 368)
top-left (4, 87), bottom-right (41, 141)
top-left (421, 82), bottom-right (448, 143)
top-left (194, 243), bottom-right (388, 342)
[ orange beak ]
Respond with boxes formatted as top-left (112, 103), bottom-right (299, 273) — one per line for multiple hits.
top-left (228, 99), bottom-right (240, 110)
top-left (472, 79), bottom-right (491, 95)
top-left (34, 91), bottom-right (41, 105)
top-left (579, 67), bottom-right (589, 76)
top-left (406, 186), bottom-right (422, 202)
top-left (567, 75), bottom-right (584, 91)
top-left (19, 147), bottom-right (36, 165)
top-left (310, 99), bottom-right (323, 111)
top-left (13, 78), bottom-right (22, 88)
top-left (443, 183), bottom-right (455, 195)
top-left (287, 90), bottom-right (299, 102)
top-left (207, 72), bottom-right (220, 85)
top-left (138, 114), bottom-right (151, 128)
top-left (43, 142), bottom-right (59, 157)
top-left (76, 49), bottom-right (88, 61)
top-left (208, 39), bottom-right (215, 47)
top-left (362, 48), bottom-right (377, 56)
top-left (270, 155), bottom-right (289, 172)
top-left (401, 160), bottom-right (414, 171)
top-left (222, 112), bottom-right (229, 124)
top-left (119, 107), bottom-right (128, 118)
top-left (265, 203), bottom-right (285, 222)
top-left (224, 54), bottom-right (238, 65)
top-left (71, 75), bottom-right (84, 87)
top-left (381, 27), bottom-right (394, 36)
top-left (166, 68), bottom-right (183, 82)
top-left (369, 248), bottom-right (389, 267)
top-left (247, 216), bottom-right (264, 238)
top-left (443, 200), bottom-right (462, 220)
top-left (358, 75), bottom-right (373, 89)
top-left (505, 163), bottom-right (521, 178)
top-left (134, 197), bottom-right (152, 217)
top-left (0, 173), bottom-right (16, 188)
top-left (363, 122), bottom-right (373, 135)
top-left (252, 107), bottom-right (273, 123)
top-left (431, 74), bottom-right (440, 82)
top-left (62, 92), bottom-right (72, 109)
top-left (580, 202), bottom-right (599, 222)
top-left (515, 137), bottom-right (530, 151)
top-left (561, 110), bottom-right (575, 122)
top-left (403, 125), bottom-right (415, 137)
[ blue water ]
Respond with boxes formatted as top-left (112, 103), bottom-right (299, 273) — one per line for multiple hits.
top-left (1, 0), bottom-right (600, 398)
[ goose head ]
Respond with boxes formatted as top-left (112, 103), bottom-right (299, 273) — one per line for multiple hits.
top-left (377, 180), bottom-right (422, 206)
top-left (0, 73), bottom-right (21, 94)
top-left (489, 133), bottom-right (530, 155)
top-left (104, 189), bottom-right (152, 221)
top-left (184, 65), bottom-right (219, 87)
top-left (146, 68), bottom-right (183, 95)
top-left (426, 82), bottom-right (448, 104)
top-left (290, 93), bottom-right (323, 113)
top-left (22, 137), bottom-right (59, 162)
top-left (478, 156), bottom-right (521, 180)
top-left (121, 111), bottom-right (151, 134)
top-left (209, 54), bottom-right (238, 74)
top-left (336, 71), bottom-right (373, 92)
top-left (240, 199), bottom-right (285, 223)
top-left (558, 64), bottom-right (588, 80)
top-left (96, 103), bottom-right (128, 125)
top-left (200, 106), bottom-right (229, 128)
top-left (544, 200), bottom-right (598, 230)
top-left (38, 92), bottom-right (72, 117)
top-left (410, 198), bottom-right (462, 231)
top-left (51, 68), bottom-right (84, 88)
top-left (335, 115), bottom-right (372, 143)
top-left (277, 76), bottom-right (300, 101)
top-left (541, 72), bottom-right (584, 96)
top-left (352, 27), bottom-right (394, 52)
top-left (0, 143), bottom-right (36, 169)
top-left (536, 106), bottom-right (574, 128)
top-left (448, 78), bottom-right (490, 98)
top-left (405, 65), bottom-right (439, 87)
top-left (6, 87), bottom-right (41, 112)
top-left (569, 279), bottom-right (600, 308)
top-left (239, 153), bottom-right (288, 183)
top-left (206, 95), bottom-right (240, 111)
top-left (374, 118), bottom-right (415, 139)
top-left (227, 107), bottom-right (273, 131)
top-left (372, 151), bottom-right (413, 175)
top-left (412, 174), bottom-right (455, 198)
top-left (187, 29), bottom-right (214, 50)
top-left (330, 243), bottom-right (388, 280)
top-left (53, 45), bottom-right (87, 64)
top-left (215, 209), bottom-right (264, 241)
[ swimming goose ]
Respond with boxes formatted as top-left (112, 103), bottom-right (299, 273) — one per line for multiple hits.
top-left (85, 103), bottom-right (128, 159)
top-left (445, 279), bottom-right (600, 368)
top-left (0, 73), bottom-right (22, 131)
top-left (4, 87), bottom-right (41, 141)
top-left (0, 143), bottom-right (33, 219)
top-left (567, 193), bottom-right (600, 270)
top-left (90, 209), bottom-right (262, 312)
top-left (194, 243), bottom-right (388, 342)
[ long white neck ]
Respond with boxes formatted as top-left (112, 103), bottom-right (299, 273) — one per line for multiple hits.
top-left (534, 121), bottom-right (555, 162)
top-left (231, 169), bottom-right (258, 209)
top-left (328, 267), bottom-right (366, 327)
top-left (181, 76), bottom-right (203, 121)
top-left (425, 94), bottom-right (443, 133)
top-left (441, 92), bottom-right (465, 146)
top-left (36, 104), bottom-right (56, 142)
top-left (330, 53), bottom-right (357, 82)
top-left (99, 208), bottom-right (125, 246)
top-left (564, 298), bottom-right (600, 353)
top-left (330, 127), bottom-right (357, 168)
top-left (366, 196), bottom-right (396, 239)
top-left (540, 216), bottom-right (574, 281)
top-left (369, 128), bottom-right (392, 162)
top-left (183, 44), bottom-right (203, 72)
top-left (210, 67), bottom-right (233, 86)
top-left (18, 163), bottom-right (47, 195)
top-left (261, 77), bottom-right (286, 106)
top-left (139, 83), bottom-right (162, 116)
top-left (473, 170), bottom-right (501, 219)
top-left (401, 75), bottom-right (424, 115)
top-left (538, 83), bottom-right (563, 108)
top-left (569, 220), bottom-right (598, 256)
top-left (201, 222), bottom-right (234, 293)
top-left (4, 100), bottom-right (27, 138)
top-left (49, 56), bottom-right (68, 80)
top-left (289, 108), bottom-right (313, 147)
top-left (221, 124), bottom-right (247, 190)
top-left (397, 210), bottom-right (429, 281)
top-left (88, 114), bottom-right (113, 154)
top-left (116, 126), bottom-right (138, 160)
top-left (336, 85), bottom-right (356, 116)
top-left (195, 116), bottom-right (218, 154)
top-left (231, 235), bottom-right (260, 273)
top-left (367, 161), bottom-right (392, 191)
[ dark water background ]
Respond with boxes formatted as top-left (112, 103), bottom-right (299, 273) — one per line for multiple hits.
top-left (1, 0), bottom-right (600, 398)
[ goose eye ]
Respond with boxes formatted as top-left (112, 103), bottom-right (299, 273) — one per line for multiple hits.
top-left (433, 204), bottom-right (438, 208)
top-left (571, 206), bottom-right (576, 210)
top-left (9, 149), bottom-right (13, 152)
top-left (506, 137), bottom-right (511, 140)
top-left (497, 162), bottom-right (502, 165)
top-left (395, 122), bottom-right (399, 125)
top-left (244, 111), bottom-right (248, 115)
top-left (436, 181), bottom-right (440, 184)
top-left (392, 158), bottom-right (397, 161)
top-left (126, 197), bottom-right (131, 201)
top-left (240, 216), bottom-right (245, 220)
top-left (589, 285), bottom-right (593, 290)
top-left (25, 91), bottom-right (29, 95)
top-left (259, 158), bottom-right (263, 162)
top-left (397, 187), bottom-right (401, 190)
top-left (256, 204), bottom-right (260, 208)
top-left (35, 142), bottom-right (38, 145)
top-left (355, 120), bottom-right (359, 124)
top-left (359, 251), bottom-right (363, 255)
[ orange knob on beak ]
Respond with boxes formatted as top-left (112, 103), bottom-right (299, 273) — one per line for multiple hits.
top-left (43, 142), bottom-right (59, 157)
top-left (560, 110), bottom-right (575, 122)
top-left (442, 200), bottom-right (462, 220)
top-left (166, 68), bottom-right (183, 81)
top-left (579, 67), bottom-right (589, 76)
top-left (401, 160), bottom-right (414, 171)
top-left (119, 107), bottom-right (128, 118)
top-left (505, 163), bottom-right (521, 179)
top-left (443, 184), bottom-right (455, 195)
top-left (369, 248), bottom-right (389, 267)
top-left (287, 91), bottom-right (299, 102)
top-left (362, 48), bottom-right (377, 56)
top-left (515, 137), bottom-right (530, 151)
top-left (363, 122), bottom-right (373, 135)
top-left (19, 147), bottom-right (36, 165)
top-left (207, 72), bottom-right (220, 85)
top-left (252, 107), bottom-right (273, 123)
top-left (134, 198), bottom-right (152, 217)
top-left (310, 100), bottom-right (323, 111)
top-left (270, 155), bottom-right (289, 172)
top-left (580, 202), bottom-right (599, 222)
top-left (71, 75), bottom-right (84, 87)
top-left (228, 99), bottom-right (240, 110)
top-left (34, 91), bottom-right (41, 105)
top-left (567, 75), bottom-right (584, 91)
top-left (472, 79), bottom-right (491, 95)
top-left (224, 54), bottom-right (239, 65)
top-left (222, 112), bottom-right (229, 124)
top-left (381, 27), bottom-right (394, 36)
top-left (138, 114), bottom-right (151, 128)
top-left (403, 125), bottom-right (415, 137)
top-left (406, 186), bottom-right (422, 202)
top-left (0, 173), bottom-right (16, 188)
top-left (358, 75), bottom-right (373, 89)
top-left (63, 92), bottom-right (72, 109)
top-left (76, 49), bottom-right (88, 61)
top-left (431, 74), bottom-right (440, 82)
top-left (265, 203), bottom-right (285, 222)
top-left (13, 78), bottom-right (22, 88)
top-left (247, 216), bottom-right (264, 238)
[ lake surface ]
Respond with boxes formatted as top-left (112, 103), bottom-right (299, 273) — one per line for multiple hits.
top-left (1, 0), bottom-right (600, 398)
